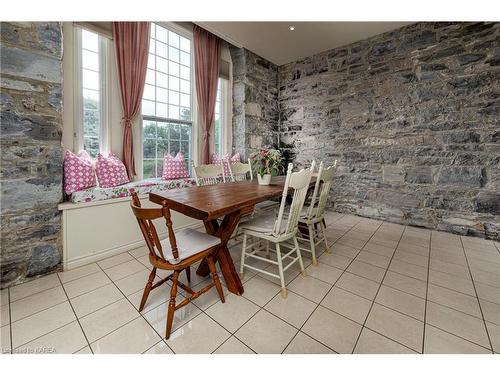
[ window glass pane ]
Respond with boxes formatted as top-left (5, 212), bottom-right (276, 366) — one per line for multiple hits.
top-left (149, 38), bottom-right (155, 54)
top-left (169, 76), bottom-right (179, 91)
top-left (150, 24), bottom-right (156, 39)
top-left (143, 139), bottom-right (156, 159)
top-left (180, 51), bottom-right (190, 66)
top-left (83, 110), bottom-right (99, 136)
top-left (169, 105), bottom-right (180, 120)
top-left (180, 107), bottom-right (191, 121)
top-left (84, 137), bottom-right (99, 158)
top-left (169, 141), bottom-right (180, 156)
top-left (156, 87), bottom-right (168, 103)
top-left (180, 93), bottom-right (190, 107)
top-left (180, 65), bottom-right (190, 80)
top-left (156, 72), bottom-right (168, 88)
top-left (168, 90), bottom-right (179, 106)
top-left (169, 61), bottom-right (179, 77)
top-left (143, 120), bottom-right (156, 138)
top-left (156, 25), bottom-right (168, 41)
top-left (156, 56), bottom-right (168, 73)
top-left (142, 99), bottom-right (155, 116)
top-left (82, 29), bottom-right (98, 52)
top-left (157, 122), bottom-right (169, 139)
top-left (170, 124), bottom-right (180, 140)
top-left (157, 102), bottom-right (168, 118)
top-left (82, 69), bottom-right (99, 90)
top-left (146, 69), bottom-right (155, 85)
top-left (181, 141), bottom-right (190, 155)
top-left (157, 139), bottom-right (169, 157)
top-left (169, 46), bottom-right (179, 63)
top-left (180, 79), bottom-right (190, 94)
top-left (180, 125), bottom-right (190, 140)
top-left (82, 50), bottom-right (98, 71)
top-left (143, 84), bottom-right (155, 101)
top-left (143, 159), bottom-right (156, 178)
top-left (83, 90), bottom-right (99, 109)
top-left (147, 53), bottom-right (155, 69)
top-left (156, 41), bottom-right (168, 58)
top-left (180, 37), bottom-right (190, 53)
top-left (168, 31), bottom-right (180, 48)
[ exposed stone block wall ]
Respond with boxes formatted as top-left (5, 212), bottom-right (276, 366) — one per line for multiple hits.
top-left (1, 22), bottom-right (64, 287)
top-left (278, 22), bottom-right (500, 239)
top-left (230, 47), bottom-right (279, 160)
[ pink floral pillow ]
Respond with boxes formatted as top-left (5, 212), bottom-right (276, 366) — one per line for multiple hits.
top-left (162, 152), bottom-right (190, 180)
top-left (211, 153), bottom-right (240, 176)
top-left (95, 153), bottom-right (129, 188)
top-left (64, 149), bottom-right (97, 195)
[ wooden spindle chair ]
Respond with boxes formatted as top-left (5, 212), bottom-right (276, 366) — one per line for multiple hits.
top-left (130, 193), bottom-right (225, 339)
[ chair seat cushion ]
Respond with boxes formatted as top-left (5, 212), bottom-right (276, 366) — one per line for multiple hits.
top-left (160, 228), bottom-right (221, 262)
top-left (239, 212), bottom-right (286, 235)
top-left (254, 200), bottom-right (280, 211)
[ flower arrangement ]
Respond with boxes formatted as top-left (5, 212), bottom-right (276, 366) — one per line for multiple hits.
top-left (250, 149), bottom-right (284, 178)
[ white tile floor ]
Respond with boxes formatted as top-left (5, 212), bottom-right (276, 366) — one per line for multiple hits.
top-left (1, 211), bottom-right (499, 354)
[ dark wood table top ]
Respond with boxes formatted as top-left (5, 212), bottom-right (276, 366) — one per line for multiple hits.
top-left (149, 176), bottom-right (315, 221)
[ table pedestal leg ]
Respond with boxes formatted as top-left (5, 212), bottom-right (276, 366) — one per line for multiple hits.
top-left (196, 210), bottom-right (244, 295)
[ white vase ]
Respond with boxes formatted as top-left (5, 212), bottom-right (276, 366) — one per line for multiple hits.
top-left (257, 173), bottom-right (272, 185)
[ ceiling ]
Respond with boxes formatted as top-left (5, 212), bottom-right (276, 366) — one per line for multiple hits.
top-left (198, 22), bottom-right (412, 65)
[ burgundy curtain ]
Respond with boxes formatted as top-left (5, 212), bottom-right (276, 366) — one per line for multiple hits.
top-left (112, 22), bottom-right (150, 178)
top-left (193, 25), bottom-right (221, 164)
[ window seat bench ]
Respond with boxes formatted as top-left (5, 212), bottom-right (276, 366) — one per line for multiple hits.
top-left (58, 177), bottom-right (200, 270)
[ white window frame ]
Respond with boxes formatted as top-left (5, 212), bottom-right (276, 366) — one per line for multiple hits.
top-left (73, 27), bottom-right (110, 156)
top-left (138, 22), bottom-right (197, 179)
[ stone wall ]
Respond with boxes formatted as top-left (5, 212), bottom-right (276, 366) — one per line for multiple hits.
top-left (1, 22), bottom-right (64, 287)
top-left (278, 22), bottom-right (500, 239)
top-left (230, 46), bottom-right (279, 160)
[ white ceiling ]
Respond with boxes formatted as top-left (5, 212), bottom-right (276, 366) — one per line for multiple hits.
top-left (198, 22), bottom-right (412, 65)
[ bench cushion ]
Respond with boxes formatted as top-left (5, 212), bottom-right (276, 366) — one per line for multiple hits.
top-left (70, 177), bottom-right (196, 203)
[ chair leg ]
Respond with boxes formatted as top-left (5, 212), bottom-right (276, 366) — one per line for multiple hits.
top-left (294, 236), bottom-right (307, 277)
top-left (165, 270), bottom-right (179, 340)
top-left (309, 224), bottom-right (318, 266)
top-left (185, 266), bottom-right (191, 284)
top-left (207, 255), bottom-right (225, 303)
top-left (240, 232), bottom-right (247, 276)
top-left (321, 220), bottom-right (331, 253)
top-left (139, 267), bottom-right (157, 312)
top-left (266, 240), bottom-right (270, 259)
top-left (275, 243), bottom-right (287, 299)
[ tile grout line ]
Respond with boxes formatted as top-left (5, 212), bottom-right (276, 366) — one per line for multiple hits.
top-left (280, 217), bottom-right (383, 354)
top-left (56, 273), bottom-right (95, 354)
top-left (421, 230), bottom-right (433, 354)
top-left (92, 261), bottom-right (170, 354)
top-left (459, 236), bottom-right (495, 354)
top-left (8, 288), bottom-right (12, 354)
top-left (350, 224), bottom-right (409, 354)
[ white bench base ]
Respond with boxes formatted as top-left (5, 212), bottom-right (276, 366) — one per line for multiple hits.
top-left (59, 195), bottom-right (200, 270)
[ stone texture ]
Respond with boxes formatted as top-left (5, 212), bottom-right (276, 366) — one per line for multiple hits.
top-left (229, 47), bottom-right (279, 159)
top-left (1, 22), bottom-right (63, 287)
top-left (276, 22), bottom-right (500, 239)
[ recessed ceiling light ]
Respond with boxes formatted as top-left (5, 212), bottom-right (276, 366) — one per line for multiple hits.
top-left (289, 25), bottom-right (295, 31)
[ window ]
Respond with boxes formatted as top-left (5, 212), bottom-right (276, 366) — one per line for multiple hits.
top-left (76, 28), bottom-right (108, 157)
top-left (142, 23), bottom-right (192, 178)
top-left (214, 79), bottom-right (223, 157)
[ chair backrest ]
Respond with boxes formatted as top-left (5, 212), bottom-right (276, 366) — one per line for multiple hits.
top-left (273, 163), bottom-right (313, 237)
top-left (228, 158), bottom-right (253, 182)
top-left (191, 160), bottom-right (226, 186)
top-left (315, 160), bottom-right (338, 218)
top-left (305, 160), bottom-right (323, 219)
top-left (129, 193), bottom-right (179, 262)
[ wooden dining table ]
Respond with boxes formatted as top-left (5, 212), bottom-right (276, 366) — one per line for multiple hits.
top-left (149, 176), bottom-right (316, 296)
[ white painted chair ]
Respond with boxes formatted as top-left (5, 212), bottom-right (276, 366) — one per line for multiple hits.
top-left (191, 160), bottom-right (226, 186)
top-left (296, 160), bottom-right (337, 265)
top-left (228, 159), bottom-right (253, 182)
top-left (239, 163), bottom-right (313, 298)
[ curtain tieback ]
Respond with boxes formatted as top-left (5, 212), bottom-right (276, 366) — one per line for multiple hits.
top-left (122, 117), bottom-right (133, 128)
